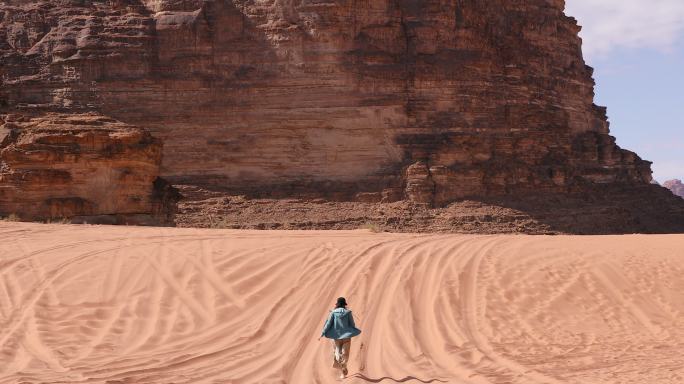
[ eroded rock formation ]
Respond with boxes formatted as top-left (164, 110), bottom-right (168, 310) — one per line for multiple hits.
top-left (0, 113), bottom-right (178, 224)
top-left (664, 180), bottom-right (684, 199)
top-left (0, 0), bottom-right (682, 231)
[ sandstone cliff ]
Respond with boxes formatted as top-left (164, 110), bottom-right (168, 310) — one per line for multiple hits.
top-left (0, 0), bottom-right (682, 232)
top-left (664, 179), bottom-right (684, 199)
top-left (0, 113), bottom-right (178, 224)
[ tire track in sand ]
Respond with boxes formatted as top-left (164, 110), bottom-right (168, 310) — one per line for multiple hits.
top-left (460, 236), bottom-right (564, 384)
top-left (2, 225), bottom-right (684, 384)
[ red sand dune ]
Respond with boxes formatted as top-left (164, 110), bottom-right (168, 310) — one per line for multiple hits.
top-left (0, 223), bottom-right (683, 383)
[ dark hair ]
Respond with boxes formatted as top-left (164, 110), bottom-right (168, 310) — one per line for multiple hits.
top-left (335, 297), bottom-right (348, 308)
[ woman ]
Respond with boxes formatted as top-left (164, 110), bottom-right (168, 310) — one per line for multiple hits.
top-left (319, 297), bottom-right (362, 379)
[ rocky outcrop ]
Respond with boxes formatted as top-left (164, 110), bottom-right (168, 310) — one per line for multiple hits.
top-left (664, 180), bottom-right (684, 199)
top-left (174, 183), bottom-right (684, 234)
top-left (0, 113), bottom-right (178, 224)
top-left (404, 161), bottom-right (435, 206)
top-left (0, 0), bottom-right (681, 231)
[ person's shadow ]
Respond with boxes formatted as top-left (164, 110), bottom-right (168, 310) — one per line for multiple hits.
top-left (350, 373), bottom-right (447, 383)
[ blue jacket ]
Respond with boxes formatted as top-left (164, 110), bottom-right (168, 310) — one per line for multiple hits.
top-left (321, 308), bottom-right (362, 339)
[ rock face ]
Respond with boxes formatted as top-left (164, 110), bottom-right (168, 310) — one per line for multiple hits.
top-left (664, 180), bottom-right (684, 199)
top-left (0, 113), bottom-right (178, 224)
top-left (0, 0), bottom-right (680, 230)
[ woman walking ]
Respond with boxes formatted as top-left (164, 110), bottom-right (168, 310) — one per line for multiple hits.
top-left (319, 297), bottom-right (362, 379)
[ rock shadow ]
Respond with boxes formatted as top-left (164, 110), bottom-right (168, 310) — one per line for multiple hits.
top-left (468, 184), bottom-right (684, 234)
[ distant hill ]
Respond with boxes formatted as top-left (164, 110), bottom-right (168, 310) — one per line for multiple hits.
top-left (664, 180), bottom-right (684, 198)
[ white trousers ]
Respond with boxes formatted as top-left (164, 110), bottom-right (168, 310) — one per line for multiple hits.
top-left (332, 338), bottom-right (351, 370)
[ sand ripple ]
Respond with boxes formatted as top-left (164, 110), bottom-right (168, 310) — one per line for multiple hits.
top-left (0, 223), bottom-right (683, 383)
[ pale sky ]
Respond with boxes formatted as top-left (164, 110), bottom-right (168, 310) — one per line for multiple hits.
top-left (565, 0), bottom-right (684, 182)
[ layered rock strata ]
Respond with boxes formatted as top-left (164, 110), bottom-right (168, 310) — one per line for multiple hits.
top-left (0, 113), bottom-right (178, 224)
top-left (0, 0), bottom-right (680, 228)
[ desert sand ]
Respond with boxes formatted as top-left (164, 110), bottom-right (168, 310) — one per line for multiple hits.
top-left (0, 223), bottom-right (683, 384)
